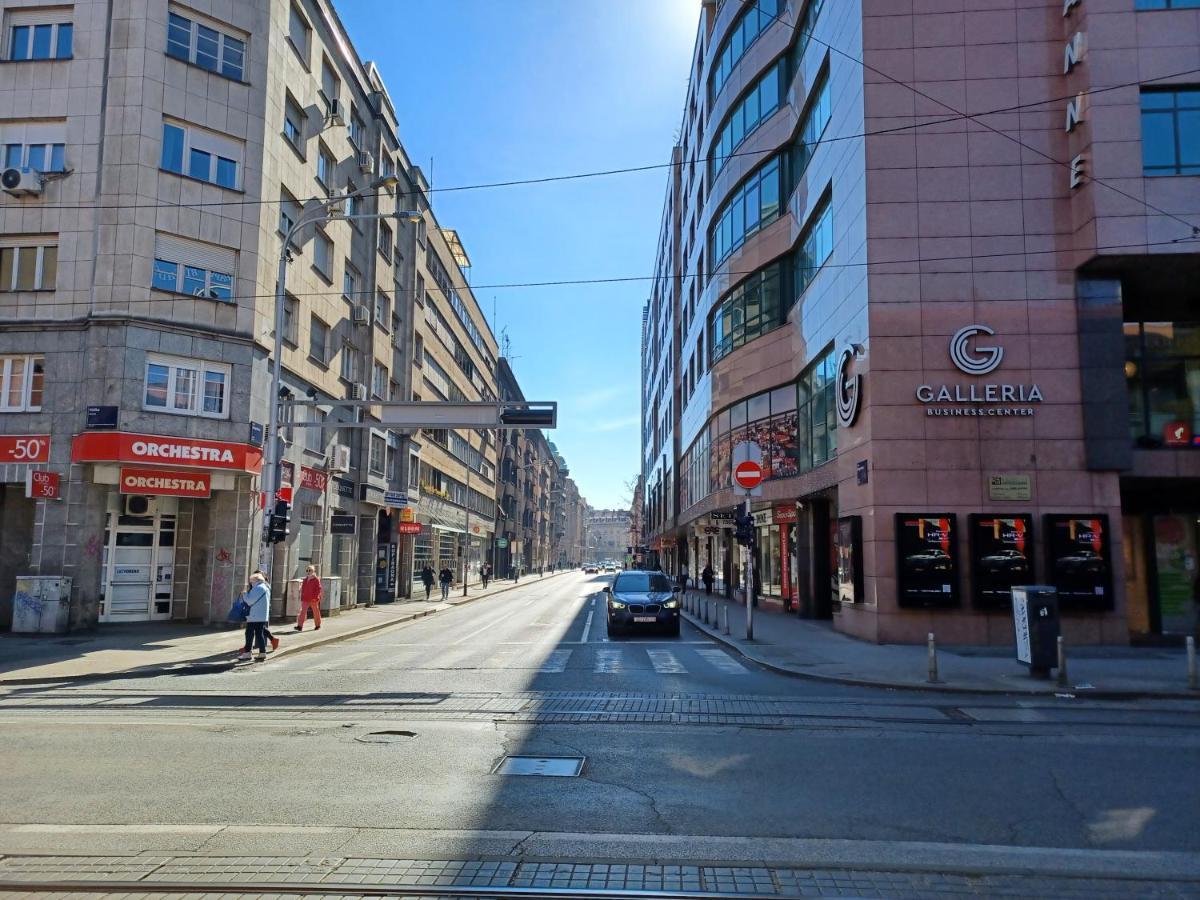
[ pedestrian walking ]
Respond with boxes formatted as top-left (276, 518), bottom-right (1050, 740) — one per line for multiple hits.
top-left (438, 565), bottom-right (453, 601)
top-left (238, 572), bottom-right (271, 661)
top-left (676, 569), bottom-right (688, 593)
top-left (481, 562), bottom-right (491, 589)
top-left (420, 565), bottom-right (435, 600)
top-left (295, 565), bottom-right (322, 631)
top-left (702, 564), bottom-right (714, 596)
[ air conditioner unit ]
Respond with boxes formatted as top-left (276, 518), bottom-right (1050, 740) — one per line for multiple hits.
top-left (1, 167), bottom-right (43, 197)
top-left (353, 382), bottom-right (368, 401)
top-left (351, 305), bottom-right (370, 325)
top-left (357, 151), bottom-right (374, 173)
top-left (326, 97), bottom-right (346, 126)
top-left (332, 444), bottom-right (351, 472)
top-left (123, 495), bottom-right (158, 517)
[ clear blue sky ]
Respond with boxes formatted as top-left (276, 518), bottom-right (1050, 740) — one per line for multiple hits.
top-left (339, 0), bottom-right (700, 510)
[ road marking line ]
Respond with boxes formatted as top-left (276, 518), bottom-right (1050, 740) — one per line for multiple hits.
top-left (647, 649), bottom-right (687, 674)
top-left (594, 649), bottom-right (623, 674)
top-left (538, 649), bottom-right (572, 673)
top-left (580, 609), bottom-right (594, 643)
top-left (695, 647), bottom-right (748, 674)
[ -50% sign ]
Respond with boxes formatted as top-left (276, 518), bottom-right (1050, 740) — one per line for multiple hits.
top-left (1, 435), bottom-right (51, 464)
top-left (25, 470), bottom-right (61, 500)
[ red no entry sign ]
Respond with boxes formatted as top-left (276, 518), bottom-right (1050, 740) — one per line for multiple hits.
top-left (734, 460), bottom-right (764, 490)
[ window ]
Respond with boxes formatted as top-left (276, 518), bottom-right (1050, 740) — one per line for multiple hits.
top-left (151, 233), bottom-right (234, 302)
top-left (313, 230), bottom-right (333, 279)
top-left (166, 11), bottom-right (245, 80)
top-left (316, 144), bottom-right (335, 188)
top-left (282, 294), bottom-right (299, 345)
top-left (0, 355), bottom-right (45, 412)
top-left (710, 58), bottom-right (786, 182)
top-left (2, 143), bottom-right (65, 172)
top-left (791, 67), bottom-right (832, 178)
top-left (708, 0), bottom-right (783, 103)
top-left (369, 434), bottom-right (386, 475)
top-left (287, 4), bottom-right (309, 65)
top-left (283, 95), bottom-right (304, 151)
top-left (0, 243), bottom-right (57, 292)
top-left (386, 443), bottom-right (397, 481)
top-left (278, 189), bottom-right (302, 240)
top-left (7, 14), bottom-right (72, 61)
top-left (306, 407), bottom-right (326, 452)
top-left (343, 263), bottom-right (359, 301)
top-left (380, 153), bottom-right (395, 179)
top-left (372, 361), bottom-right (387, 399)
top-left (345, 185), bottom-right (360, 218)
top-left (796, 348), bottom-right (837, 471)
top-left (1125, 321), bottom-right (1200, 445)
top-left (160, 121), bottom-right (242, 189)
top-left (795, 193), bottom-right (833, 299)
top-left (349, 107), bottom-right (365, 149)
top-left (340, 342), bottom-right (360, 382)
top-left (309, 315), bottom-right (328, 364)
top-left (710, 153), bottom-right (787, 265)
top-left (1136, 0), bottom-right (1200, 7)
top-left (414, 335), bottom-right (424, 365)
top-left (710, 258), bottom-right (784, 365)
top-left (320, 57), bottom-right (340, 109)
top-left (391, 309), bottom-right (402, 343)
top-left (389, 378), bottom-right (401, 402)
top-left (143, 354), bottom-right (230, 418)
top-left (375, 291), bottom-right (390, 328)
top-left (1141, 88), bottom-right (1200, 176)
top-left (379, 221), bottom-right (393, 261)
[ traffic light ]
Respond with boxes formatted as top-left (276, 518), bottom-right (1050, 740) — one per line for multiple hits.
top-left (734, 511), bottom-right (755, 546)
top-left (268, 500), bottom-right (291, 543)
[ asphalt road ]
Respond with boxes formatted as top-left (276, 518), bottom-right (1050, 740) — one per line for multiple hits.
top-left (1, 571), bottom-right (1199, 881)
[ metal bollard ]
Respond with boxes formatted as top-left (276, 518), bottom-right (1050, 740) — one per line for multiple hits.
top-left (722, 604), bottom-right (731, 635)
top-left (1056, 635), bottom-right (1069, 690)
top-left (1188, 636), bottom-right (1197, 692)
top-left (926, 632), bottom-right (939, 683)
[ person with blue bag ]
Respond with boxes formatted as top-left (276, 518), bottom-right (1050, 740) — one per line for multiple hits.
top-left (237, 572), bottom-right (271, 661)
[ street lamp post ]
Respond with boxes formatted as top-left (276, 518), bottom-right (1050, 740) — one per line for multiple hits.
top-left (258, 178), bottom-right (420, 577)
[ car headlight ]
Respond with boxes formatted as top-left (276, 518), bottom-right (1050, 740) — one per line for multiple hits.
top-left (609, 601), bottom-right (626, 610)
top-left (662, 598), bottom-right (679, 609)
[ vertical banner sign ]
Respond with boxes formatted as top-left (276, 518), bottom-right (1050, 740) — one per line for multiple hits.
top-left (895, 513), bottom-right (959, 608)
top-left (837, 516), bottom-right (864, 604)
top-left (1045, 514), bottom-right (1113, 610)
top-left (968, 514), bottom-right (1034, 609)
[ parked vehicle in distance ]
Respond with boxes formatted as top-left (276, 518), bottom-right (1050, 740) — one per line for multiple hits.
top-left (605, 570), bottom-right (680, 637)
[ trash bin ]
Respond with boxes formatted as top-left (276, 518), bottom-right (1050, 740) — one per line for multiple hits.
top-left (1011, 585), bottom-right (1059, 678)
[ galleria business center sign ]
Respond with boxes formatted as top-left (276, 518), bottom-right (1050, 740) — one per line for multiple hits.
top-left (917, 326), bottom-right (1043, 417)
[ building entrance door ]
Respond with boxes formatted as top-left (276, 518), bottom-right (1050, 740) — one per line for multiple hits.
top-left (100, 495), bottom-right (178, 623)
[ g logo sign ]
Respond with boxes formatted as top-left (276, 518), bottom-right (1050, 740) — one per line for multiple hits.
top-left (949, 325), bottom-right (1003, 375)
top-left (836, 348), bottom-right (861, 428)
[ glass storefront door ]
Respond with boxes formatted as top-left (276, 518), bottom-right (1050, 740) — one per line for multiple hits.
top-left (1152, 514), bottom-right (1200, 635)
top-left (100, 495), bottom-right (178, 622)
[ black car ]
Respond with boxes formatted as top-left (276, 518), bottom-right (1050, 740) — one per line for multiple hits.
top-left (605, 570), bottom-right (680, 637)
top-left (904, 548), bottom-right (952, 572)
top-left (978, 549), bottom-right (1029, 575)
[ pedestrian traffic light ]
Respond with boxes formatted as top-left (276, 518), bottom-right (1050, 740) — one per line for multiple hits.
top-left (734, 512), bottom-right (755, 546)
top-left (268, 500), bottom-right (291, 543)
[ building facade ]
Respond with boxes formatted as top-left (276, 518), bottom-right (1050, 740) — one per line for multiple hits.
top-left (641, 0), bottom-right (1200, 644)
top-left (587, 508), bottom-right (632, 565)
top-left (0, 0), bottom-right (498, 626)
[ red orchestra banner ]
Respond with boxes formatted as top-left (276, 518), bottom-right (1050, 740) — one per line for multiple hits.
top-left (119, 467), bottom-right (212, 498)
top-left (72, 431), bottom-right (262, 473)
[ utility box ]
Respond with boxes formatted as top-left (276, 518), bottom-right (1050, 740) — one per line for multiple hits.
top-left (1012, 585), bottom-right (1059, 678)
top-left (285, 576), bottom-right (342, 617)
top-left (11, 576), bottom-right (72, 634)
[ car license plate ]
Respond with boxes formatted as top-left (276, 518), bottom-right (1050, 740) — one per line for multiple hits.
top-left (633, 616), bottom-right (656, 623)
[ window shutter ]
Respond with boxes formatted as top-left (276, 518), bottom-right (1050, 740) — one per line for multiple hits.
top-left (8, 7), bottom-right (74, 26)
top-left (154, 234), bottom-right (236, 275)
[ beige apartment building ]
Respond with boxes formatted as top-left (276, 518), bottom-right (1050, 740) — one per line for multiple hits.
top-left (0, 0), bottom-right (499, 626)
top-left (643, 0), bottom-right (1200, 645)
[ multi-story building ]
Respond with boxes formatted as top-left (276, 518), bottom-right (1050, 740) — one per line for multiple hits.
top-left (641, 0), bottom-right (1200, 644)
top-left (587, 508), bottom-right (632, 565)
top-left (0, 0), bottom-right (496, 625)
top-left (556, 474), bottom-right (587, 568)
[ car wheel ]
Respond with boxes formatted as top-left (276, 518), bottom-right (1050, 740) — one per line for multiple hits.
top-left (665, 621), bottom-right (680, 638)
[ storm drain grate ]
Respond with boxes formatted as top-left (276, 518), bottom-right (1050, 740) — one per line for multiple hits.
top-left (493, 755), bottom-right (585, 776)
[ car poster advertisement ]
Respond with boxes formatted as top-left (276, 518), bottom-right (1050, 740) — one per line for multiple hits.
top-left (895, 513), bottom-right (959, 607)
top-left (837, 516), bottom-right (863, 604)
top-left (968, 514), bottom-right (1034, 609)
top-left (1045, 514), bottom-right (1114, 610)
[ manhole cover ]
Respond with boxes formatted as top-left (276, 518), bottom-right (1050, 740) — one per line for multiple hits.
top-left (493, 755), bottom-right (585, 777)
top-left (356, 730), bottom-right (418, 744)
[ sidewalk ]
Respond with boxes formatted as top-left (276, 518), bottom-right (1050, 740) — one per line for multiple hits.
top-left (0, 570), bottom-right (571, 685)
top-left (681, 589), bottom-right (1199, 698)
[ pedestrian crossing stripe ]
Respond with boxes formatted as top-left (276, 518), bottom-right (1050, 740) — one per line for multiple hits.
top-left (646, 649), bottom-right (686, 674)
top-left (594, 649), bottom-right (623, 674)
top-left (694, 647), bottom-right (748, 674)
top-left (539, 649), bottom-right (572, 673)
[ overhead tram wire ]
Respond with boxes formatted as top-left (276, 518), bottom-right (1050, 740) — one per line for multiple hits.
top-left (763, 4), bottom-right (1200, 238)
top-left (12, 64), bottom-right (1200, 216)
top-left (139, 234), bottom-right (1197, 306)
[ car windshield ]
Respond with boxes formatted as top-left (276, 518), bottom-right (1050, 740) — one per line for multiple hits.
top-left (614, 573), bottom-right (673, 593)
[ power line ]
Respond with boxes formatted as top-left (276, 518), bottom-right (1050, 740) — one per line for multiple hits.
top-left (767, 3), bottom-right (1200, 237)
top-left (10, 64), bottom-right (1200, 215)
top-left (133, 234), bottom-right (1197, 305)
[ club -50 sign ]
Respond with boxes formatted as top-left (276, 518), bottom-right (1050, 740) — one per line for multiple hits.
top-left (0, 435), bottom-right (51, 464)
